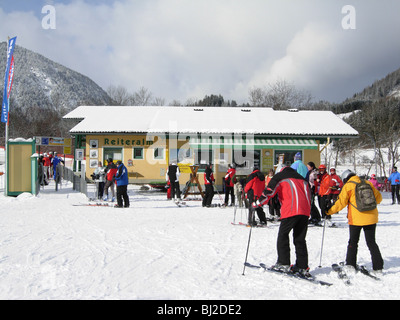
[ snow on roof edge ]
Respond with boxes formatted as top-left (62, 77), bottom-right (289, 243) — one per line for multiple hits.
top-left (64, 106), bottom-right (359, 138)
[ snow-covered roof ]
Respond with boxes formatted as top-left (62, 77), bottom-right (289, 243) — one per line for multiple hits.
top-left (63, 106), bottom-right (358, 138)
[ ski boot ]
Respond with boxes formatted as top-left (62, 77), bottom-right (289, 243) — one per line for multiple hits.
top-left (270, 263), bottom-right (291, 273)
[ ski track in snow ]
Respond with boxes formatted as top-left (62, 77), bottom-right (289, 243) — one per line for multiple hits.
top-left (0, 182), bottom-right (399, 300)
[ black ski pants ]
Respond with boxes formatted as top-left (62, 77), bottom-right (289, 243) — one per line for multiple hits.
top-left (268, 195), bottom-right (281, 218)
top-left (318, 195), bottom-right (332, 220)
top-left (116, 185), bottom-right (130, 208)
top-left (247, 206), bottom-right (267, 225)
top-left (97, 181), bottom-right (105, 200)
top-left (224, 186), bottom-right (235, 206)
top-left (170, 181), bottom-right (181, 200)
top-left (346, 224), bottom-right (384, 271)
top-left (247, 191), bottom-right (266, 224)
top-left (203, 184), bottom-right (214, 207)
top-left (309, 193), bottom-right (321, 223)
top-left (391, 184), bottom-right (400, 204)
top-left (277, 215), bottom-right (309, 269)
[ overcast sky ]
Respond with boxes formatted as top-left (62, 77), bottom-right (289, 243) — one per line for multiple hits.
top-left (1, 0), bottom-right (400, 105)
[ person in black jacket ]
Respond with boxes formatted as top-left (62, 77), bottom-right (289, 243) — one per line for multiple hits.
top-left (305, 162), bottom-right (321, 225)
top-left (202, 163), bottom-right (215, 207)
top-left (166, 162), bottom-right (181, 202)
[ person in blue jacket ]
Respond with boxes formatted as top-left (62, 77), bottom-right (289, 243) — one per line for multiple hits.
top-left (52, 152), bottom-right (65, 181)
top-left (115, 160), bottom-right (130, 208)
top-left (291, 152), bottom-right (308, 178)
top-left (388, 166), bottom-right (400, 204)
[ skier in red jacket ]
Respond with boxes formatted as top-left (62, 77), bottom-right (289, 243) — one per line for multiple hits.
top-left (316, 164), bottom-right (335, 225)
top-left (245, 166), bottom-right (267, 226)
top-left (103, 158), bottom-right (118, 202)
top-left (258, 166), bottom-right (312, 277)
top-left (224, 164), bottom-right (236, 206)
top-left (329, 167), bottom-right (343, 202)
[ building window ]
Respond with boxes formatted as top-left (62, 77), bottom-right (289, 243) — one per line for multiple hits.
top-left (154, 147), bottom-right (164, 160)
top-left (232, 149), bottom-right (260, 170)
top-left (169, 148), bottom-right (193, 164)
top-left (219, 152), bottom-right (228, 164)
top-left (195, 150), bottom-right (214, 171)
top-left (274, 150), bottom-right (302, 167)
top-left (133, 147), bottom-right (144, 160)
top-left (103, 147), bottom-right (123, 163)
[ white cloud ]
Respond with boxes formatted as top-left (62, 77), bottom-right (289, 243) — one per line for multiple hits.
top-left (1, 0), bottom-right (400, 104)
top-left (250, 23), bottom-right (337, 87)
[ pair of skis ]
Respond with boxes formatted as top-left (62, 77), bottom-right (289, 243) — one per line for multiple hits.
top-left (73, 202), bottom-right (130, 208)
top-left (232, 203), bottom-right (273, 228)
top-left (245, 261), bottom-right (381, 286)
top-left (173, 200), bottom-right (187, 207)
top-left (231, 222), bottom-right (268, 228)
top-left (73, 202), bottom-right (114, 207)
top-left (244, 262), bottom-right (332, 286)
top-left (332, 262), bottom-right (380, 285)
top-left (75, 199), bottom-right (189, 208)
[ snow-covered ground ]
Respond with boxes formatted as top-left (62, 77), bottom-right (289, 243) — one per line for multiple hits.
top-left (0, 179), bottom-right (399, 300)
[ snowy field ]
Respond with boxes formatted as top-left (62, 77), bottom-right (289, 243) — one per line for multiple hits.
top-left (0, 180), bottom-right (399, 301)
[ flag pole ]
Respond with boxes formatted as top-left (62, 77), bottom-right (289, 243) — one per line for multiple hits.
top-left (2, 36), bottom-right (16, 196)
top-left (4, 37), bottom-right (9, 196)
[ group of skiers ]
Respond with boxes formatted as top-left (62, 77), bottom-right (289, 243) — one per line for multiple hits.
top-left (173, 151), bottom-right (383, 278)
top-left (165, 161), bottom-right (225, 208)
top-left (38, 151), bottom-right (65, 186)
top-left (203, 162), bottom-right (236, 208)
top-left (110, 154), bottom-right (386, 278)
top-left (92, 158), bottom-right (130, 208)
top-left (242, 152), bottom-right (385, 278)
top-left (213, 152), bottom-right (347, 229)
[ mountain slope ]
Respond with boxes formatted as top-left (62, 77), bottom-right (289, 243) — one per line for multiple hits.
top-left (349, 67), bottom-right (400, 102)
top-left (0, 42), bottom-right (111, 112)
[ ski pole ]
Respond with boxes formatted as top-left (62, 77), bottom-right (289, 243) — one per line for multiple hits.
top-left (318, 218), bottom-right (327, 268)
top-left (213, 185), bottom-right (224, 206)
top-left (242, 222), bottom-right (253, 276)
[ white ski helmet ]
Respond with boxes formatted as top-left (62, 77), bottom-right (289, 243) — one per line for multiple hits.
top-left (341, 169), bottom-right (355, 183)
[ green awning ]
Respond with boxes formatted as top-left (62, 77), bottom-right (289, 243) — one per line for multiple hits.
top-left (189, 137), bottom-right (318, 150)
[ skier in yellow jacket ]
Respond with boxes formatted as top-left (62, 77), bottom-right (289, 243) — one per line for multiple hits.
top-left (326, 169), bottom-right (384, 273)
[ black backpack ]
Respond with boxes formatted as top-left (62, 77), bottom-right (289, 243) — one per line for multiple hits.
top-left (349, 179), bottom-right (377, 212)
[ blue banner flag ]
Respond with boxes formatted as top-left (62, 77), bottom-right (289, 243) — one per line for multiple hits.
top-left (1, 36), bottom-right (17, 123)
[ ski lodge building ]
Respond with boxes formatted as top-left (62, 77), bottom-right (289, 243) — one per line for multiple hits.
top-left (63, 106), bottom-right (358, 189)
